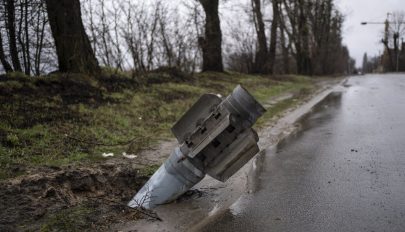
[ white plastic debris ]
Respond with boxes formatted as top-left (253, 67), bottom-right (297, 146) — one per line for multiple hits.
top-left (122, 152), bottom-right (137, 159)
top-left (102, 152), bottom-right (114, 157)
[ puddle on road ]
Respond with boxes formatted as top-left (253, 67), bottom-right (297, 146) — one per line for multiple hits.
top-left (276, 92), bottom-right (342, 143)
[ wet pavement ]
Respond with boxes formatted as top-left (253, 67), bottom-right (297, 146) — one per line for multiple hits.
top-left (198, 74), bottom-right (405, 232)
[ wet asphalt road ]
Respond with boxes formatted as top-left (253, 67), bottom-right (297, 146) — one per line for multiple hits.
top-left (199, 74), bottom-right (405, 232)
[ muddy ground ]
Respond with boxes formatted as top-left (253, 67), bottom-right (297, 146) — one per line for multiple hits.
top-left (0, 138), bottom-right (180, 231)
top-left (0, 161), bottom-right (147, 231)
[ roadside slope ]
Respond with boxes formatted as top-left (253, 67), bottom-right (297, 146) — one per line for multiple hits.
top-left (0, 71), bottom-right (318, 231)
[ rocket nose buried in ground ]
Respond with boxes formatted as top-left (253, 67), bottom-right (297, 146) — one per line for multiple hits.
top-left (128, 85), bottom-right (265, 209)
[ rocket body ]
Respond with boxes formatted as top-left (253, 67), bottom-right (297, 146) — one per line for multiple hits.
top-left (128, 85), bottom-right (265, 209)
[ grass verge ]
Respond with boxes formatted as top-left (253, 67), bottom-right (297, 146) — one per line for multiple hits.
top-left (0, 71), bottom-right (315, 180)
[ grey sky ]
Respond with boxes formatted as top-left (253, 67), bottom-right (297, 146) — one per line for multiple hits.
top-left (337, 0), bottom-right (405, 67)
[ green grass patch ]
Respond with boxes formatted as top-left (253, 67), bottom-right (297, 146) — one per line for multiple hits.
top-left (254, 98), bottom-right (298, 129)
top-left (0, 71), bottom-right (316, 180)
top-left (139, 164), bottom-right (161, 176)
top-left (39, 206), bottom-right (94, 232)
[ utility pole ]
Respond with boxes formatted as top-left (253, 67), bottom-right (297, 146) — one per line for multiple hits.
top-left (396, 33), bottom-right (400, 72)
top-left (361, 13), bottom-right (405, 72)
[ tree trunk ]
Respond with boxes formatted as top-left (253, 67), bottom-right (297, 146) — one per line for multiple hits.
top-left (34, 3), bottom-right (46, 76)
top-left (0, 30), bottom-right (13, 73)
top-left (280, 28), bottom-right (289, 74)
top-left (198, 0), bottom-right (223, 72)
top-left (5, 0), bottom-right (22, 72)
top-left (45, 0), bottom-right (100, 75)
top-left (268, 0), bottom-right (279, 74)
top-left (382, 41), bottom-right (395, 71)
top-left (24, 0), bottom-right (31, 75)
top-left (297, 0), bottom-right (312, 75)
top-left (251, 0), bottom-right (267, 73)
top-left (393, 33), bottom-right (399, 71)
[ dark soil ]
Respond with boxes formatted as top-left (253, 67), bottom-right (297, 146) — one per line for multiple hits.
top-left (0, 162), bottom-right (150, 231)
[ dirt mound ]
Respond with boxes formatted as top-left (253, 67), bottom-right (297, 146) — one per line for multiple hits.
top-left (0, 163), bottom-right (149, 231)
top-left (142, 67), bottom-right (193, 85)
top-left (0, 74), bottom-right (105, 104)
top-left (0, 74), bottom-right (106, 129)
top-left (97, 74), bottom-right (140, 92)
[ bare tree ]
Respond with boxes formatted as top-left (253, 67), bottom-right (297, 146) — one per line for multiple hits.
top-left (16, 0), bottom-right (33, 75)
top-left (226, 27), bottom-right (256, 73)
top-left (279, 24), bottom-right (290, 74)
top-left (45, 0), bottom-right (100, 75)
top-left (198, 0), bottom-right (223, 72)
top-left (251, 0), bottom-right (267, 73)
top-left (278, 0), bottom-right (351, 75)
top-left (5, 0), bottom-right (22, 72)
top-left (387, 11), bottom-right (405, 71)
top-left (268, 0), bottom-right (280, 74)
top-left (0, 0), bottom-right (352, 76)
top-left (32, 0), bottom-right (48, 75)
top-left (0, 28), bottom-right (13, 72)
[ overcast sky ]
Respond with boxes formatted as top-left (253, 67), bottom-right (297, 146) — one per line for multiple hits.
top-left (336, 0), bottom-right (405, 67)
